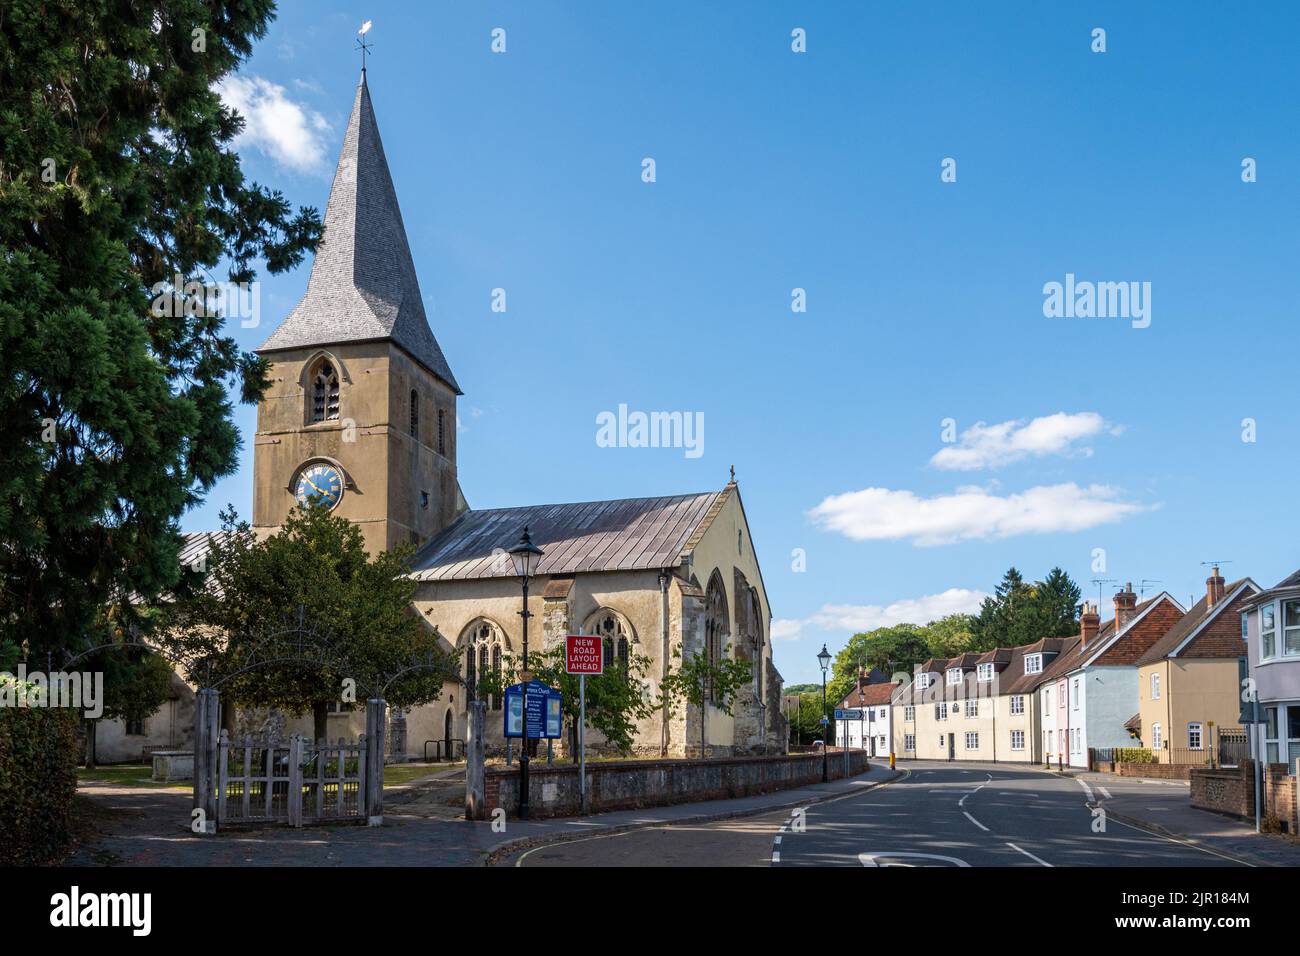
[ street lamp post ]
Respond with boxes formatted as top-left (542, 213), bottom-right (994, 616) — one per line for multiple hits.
top-left (818, 644), bottom-right (832, 782)
top-left (508, 526), bottom-right (544, 820)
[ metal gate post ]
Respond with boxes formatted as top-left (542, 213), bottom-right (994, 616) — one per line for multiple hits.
top-left (288, 735), bottom-right (304, 827)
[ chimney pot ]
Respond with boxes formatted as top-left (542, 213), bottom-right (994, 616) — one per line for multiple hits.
top-left (1114, 584), bottom-right (1138, 630)
top-left (1080, 602), bottom-right (1101, 647)
top-left (1206, 566), bottom-right (1226, 608)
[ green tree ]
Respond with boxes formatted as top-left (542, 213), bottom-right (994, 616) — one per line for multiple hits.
top-left (82, 642), bottom-right (174, 768)
top-left (0, 0), bottom-right (323, 661)
top-left (970, 566), bottom-right (1081, 650)
top-left (921, 613), bottom-right (978, 658)
top-left (659, 645), bottom-right (752, 758)
top-left (163, 505), bottom-right (452, 740)
top-left (828, 625), bottom-right (931, 704)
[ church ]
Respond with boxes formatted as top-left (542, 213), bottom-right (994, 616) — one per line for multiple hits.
top-left (99, 72), bottom-right (785, 762)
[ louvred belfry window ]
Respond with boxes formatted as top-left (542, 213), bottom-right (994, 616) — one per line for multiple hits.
top-left (311, 360), bottom-right (340, 422)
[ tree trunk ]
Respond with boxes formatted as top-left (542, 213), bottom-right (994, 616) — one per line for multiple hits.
top-left (700, 703), bottom-right (707, 760)
top-left (84, 720), bottom-right (97, 769)
top-left (313, 701), bottom-right (328, 743)
top-left (220, 697), bottom-right (237, 736)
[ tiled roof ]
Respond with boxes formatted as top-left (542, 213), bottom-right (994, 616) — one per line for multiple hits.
top-left (1134, 579), bottom-right (1258, 665)
top-left (1241, 567), bottom-right (1300, 609)
top-left (409, 489), bottom-right (726, 581)
top-left (1005, 636), bottom-right (1079, 694)
top-left (839, 682), bottom-right (899, 708)
top-left (258, 74), bottom-right (461, 394)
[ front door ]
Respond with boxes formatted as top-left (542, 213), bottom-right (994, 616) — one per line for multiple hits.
top-left (444, 709), bottom-right (453, 760)
top-left (947, 733), bottom-right (955, 761)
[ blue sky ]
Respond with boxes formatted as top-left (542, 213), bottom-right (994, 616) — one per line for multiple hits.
top-left (191, 1), bottom-right (1300, 686)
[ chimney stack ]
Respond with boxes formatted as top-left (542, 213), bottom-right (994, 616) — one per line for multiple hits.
top-left (1113, 583), bottom-right (1138, 630)
top-left (1080, 602), bottom-right (1101, 647)
top-left (1206, 565), bottom-right (1226, 608)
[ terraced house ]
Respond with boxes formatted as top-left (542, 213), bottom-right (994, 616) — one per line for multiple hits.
top-left (1037, 584), bottom-right (1185, 768)
top-left (1134, 568), bottom-right (1259, 764)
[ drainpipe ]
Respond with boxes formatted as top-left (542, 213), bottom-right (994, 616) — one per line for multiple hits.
top-left (659, 569), bottom-right (670, 757)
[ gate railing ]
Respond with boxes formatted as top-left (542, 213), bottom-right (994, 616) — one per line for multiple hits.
top-left (217, 732), bottom-right (366, 828)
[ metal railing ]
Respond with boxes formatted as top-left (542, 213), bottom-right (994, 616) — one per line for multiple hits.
top-left (423, 738), bottom-right (465, 762)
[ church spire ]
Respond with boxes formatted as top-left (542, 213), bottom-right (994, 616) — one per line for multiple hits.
top-left (257, 72), bottom-right (461, 394)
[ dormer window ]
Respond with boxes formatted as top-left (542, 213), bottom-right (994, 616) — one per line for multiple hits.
top-left (946, 667), bottom-right (962, 686)
top-left (310, 359), bottom-right (340, 422)
top-left (1024, 654), bottom-right (1043, 675)
top-left (977, 663), bottom-right (994, 682)
top-left (916, 673), bottom-right (932, 690)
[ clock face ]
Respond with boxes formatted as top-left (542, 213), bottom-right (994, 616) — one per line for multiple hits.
top-left (295, 463), bottom-right (344, 510)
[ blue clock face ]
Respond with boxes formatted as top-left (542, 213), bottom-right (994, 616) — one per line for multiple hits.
top-left (295, 463), bottom-right (344, 510)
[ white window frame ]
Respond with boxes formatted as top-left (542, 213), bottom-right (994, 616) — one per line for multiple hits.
top-left (1261, 603), bottom-right (1277, 661)
top-left (977, 663), bottom-right (994, 682)
top-left (1284, 599), bottom-right (1300, 658)
top-left (1150, 673), bottom-right (1160, 700)
top-left (965, 731), bottom-right (979, 750)
top-left (1152, 722), bottom-right (1163, 751)
top-left (1024, 654), bottom-right (1042, 675)
top-left (916, 673), bottom-right (932, 690)
top-left (1072, 677), bottom-right (1080, 710)
top-left (946, 667), bottom-right (962, 686)
top-left (1187, 722), bottom-right (1203, 751)
top-left (935, 702), bottom-right (948, 721)
top-left (904, 734), bottom-right (915, 752)
top-left (966, 699), bottom-right (979, 719)
top-left (1010, 695), bottom-right (1024, 716)
top-left (1011, 729), bottom-right (1025, 751)
top-left (903, 705), bottom-right (915, 721)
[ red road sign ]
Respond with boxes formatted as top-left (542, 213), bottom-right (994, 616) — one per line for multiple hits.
top-left (565, 635), bottom-right (604, 675)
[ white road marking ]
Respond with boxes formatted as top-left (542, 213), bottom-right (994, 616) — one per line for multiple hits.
top-left (1006, 842), bottom-right (1053, 867)
top-left (958, 785), bottom-right (984, 807)
top-left (860, 851), bottom-right (970, 867)
top-left (1076, 778), bottom-right (1094, 800)
top-left (963, 811), bottom-right (989, 831)
top-left (1098, 786), bottom-right (1112, 799)
top-left (929, 789), bottom-right (978, 794)
top-left (999, 792), bottom-right (1038, 797)
top-left (1106, 816), bottom-right (1253, 867)
top-left (772, 850), bottom-right (780, 863)
top-left (774, 835), bottom-right (782, 844)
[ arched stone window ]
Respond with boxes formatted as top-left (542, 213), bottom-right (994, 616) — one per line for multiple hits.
top-left (309, 358), bottom-right (340, 422)
top-left (584, 609), bottom-right (635, 670)
top-left (705, 571), bottom-right (729, 703)
top-left (461, 619), bottom-right (508, 711)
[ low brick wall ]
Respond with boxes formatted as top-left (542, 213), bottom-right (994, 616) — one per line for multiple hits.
top-left (1191, 759), bottom-right (1299, 833)
top-left (483, 751), bottom-right (870, 819)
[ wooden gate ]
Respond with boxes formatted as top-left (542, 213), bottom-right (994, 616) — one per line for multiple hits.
top-left (217, 732), bottom-right (367, 827)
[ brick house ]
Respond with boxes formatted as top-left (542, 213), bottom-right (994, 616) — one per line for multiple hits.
top-left (1134, 567), bottom-right (1260, 764)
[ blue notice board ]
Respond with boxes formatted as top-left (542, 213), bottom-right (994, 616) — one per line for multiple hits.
top-left (503, 679), bottom-right (562, 739)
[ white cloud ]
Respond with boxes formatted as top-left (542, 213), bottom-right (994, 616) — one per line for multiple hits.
top-left (931, 412), bottom-right (1120, 471)
top-left (217, 75), bottom-right (331, 174)
top-left (808, 482), bottom-right (1151, 547)
top-left (772, 588), bottom-right (988, 642)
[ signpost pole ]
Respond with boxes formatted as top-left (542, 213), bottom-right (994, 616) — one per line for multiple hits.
top-left (579, 672), bottom-right (587, 814)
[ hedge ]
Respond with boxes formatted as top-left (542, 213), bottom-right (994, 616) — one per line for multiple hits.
top-left (1114, 747), bottom-right (1156, 764)
top-left (0, 704), bottom-right (80, 865)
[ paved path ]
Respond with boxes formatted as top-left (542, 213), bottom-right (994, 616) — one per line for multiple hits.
top-left (514, 762), bottom-right (1252, 867)
top-left (66, 765), bottom-right (898, 867)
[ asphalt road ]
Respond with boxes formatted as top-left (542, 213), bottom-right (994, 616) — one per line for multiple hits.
top-left (511, 761), bottom-right (1248, 867)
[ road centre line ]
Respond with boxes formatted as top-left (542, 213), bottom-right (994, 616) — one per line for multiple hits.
top-left (1006, 842), bottom-right (1052, 866)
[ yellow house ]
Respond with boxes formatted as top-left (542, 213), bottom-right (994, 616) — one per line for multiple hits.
top-left (1134, 568), bottom-right (1259, 762)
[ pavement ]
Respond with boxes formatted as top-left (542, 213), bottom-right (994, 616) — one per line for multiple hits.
top-left (64, 763), bottom-right (899, 867)
top-left (1050, 767), bottom-right (1300, 868)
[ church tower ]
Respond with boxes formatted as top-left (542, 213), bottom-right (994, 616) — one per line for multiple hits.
top-left (253, 72), bottom-right (465, 555)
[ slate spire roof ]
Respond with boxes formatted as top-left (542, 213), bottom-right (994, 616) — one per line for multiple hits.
top-left (258, 72), bottom-right (461, 394)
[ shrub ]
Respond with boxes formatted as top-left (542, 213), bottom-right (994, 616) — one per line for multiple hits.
top-left (0, 702), bottom-right (80, 865)
top-left (1115, 747), bottom-right (1155, 764)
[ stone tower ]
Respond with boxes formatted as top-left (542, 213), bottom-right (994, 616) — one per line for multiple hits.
top-left (253, 72), bottom-right (465, 555)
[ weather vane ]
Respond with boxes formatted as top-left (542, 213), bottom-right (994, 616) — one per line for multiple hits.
top-left (356, 20), bottom-right (374, 73)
